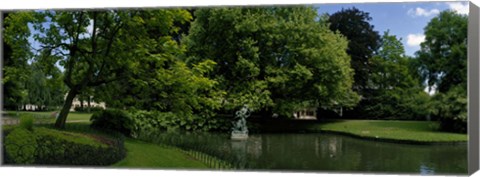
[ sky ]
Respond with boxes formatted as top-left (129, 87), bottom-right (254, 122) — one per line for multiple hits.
top-left (315, 1), bottom-right (469, 57)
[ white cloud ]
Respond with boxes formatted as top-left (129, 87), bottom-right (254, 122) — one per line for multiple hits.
top-left (407, 7), bottom-right (440, 17)
top-left (447, 2), bottom-right (469, 15)
top-left (407, 34), bottom-right (425, 47)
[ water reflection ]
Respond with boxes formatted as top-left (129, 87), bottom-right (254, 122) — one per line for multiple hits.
top-left (153, 132), bottom-right (467, 174)
top-left (240, 133), bottom-right (466, 174)
top-left (420, 164), bottom-right (435, 175)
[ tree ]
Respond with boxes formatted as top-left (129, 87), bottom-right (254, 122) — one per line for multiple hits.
top-left (184, 6), bottom-right (359, 117)
top-left (3, 12), bottom-right (32, 111)
top-left (21, 62), bottom-right (66, 111)
top-left (95, 57), bottom-right (224, 119)
top-left (327, 7), bottom-right (381, 94)
top-left (415, 11), bottom-right (467, 132)
top-left (8, 9), bottom-right (193, 128)
top-left (415, 11), bottom-right (467, 93)
top-left (365, 31), bottom-right (433, 119)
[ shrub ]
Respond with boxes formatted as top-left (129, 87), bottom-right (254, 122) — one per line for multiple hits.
top-left (432, 86), bottom-right (467, 133)
top-left (3, 127), bottom-right (126, 166)
top-left (19, 115), bottom-right (35, 131)
top-left (90, 109), bottom-right (133, 136)
top-left (4, 128), bottom-right (38, 164)
top-left (33, 133), bottom-right (126, 166)
top-left (129, 110), bottom-right (231, 137)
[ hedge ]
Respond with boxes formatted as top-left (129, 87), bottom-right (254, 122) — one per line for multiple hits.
top-left (2, 127), bottom-right (126, 166)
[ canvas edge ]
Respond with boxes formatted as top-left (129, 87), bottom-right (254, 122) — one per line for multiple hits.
top-left (0, 11), bottom-right (4, 166)
top-left (468, 1), bottom-right (480, 175)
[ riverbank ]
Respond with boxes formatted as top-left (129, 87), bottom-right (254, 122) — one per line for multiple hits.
top-left (249, 119), bottom-right (467, 144)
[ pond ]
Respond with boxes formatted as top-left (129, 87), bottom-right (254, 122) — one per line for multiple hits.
top-left (145, 132), bottom-right (467, 175)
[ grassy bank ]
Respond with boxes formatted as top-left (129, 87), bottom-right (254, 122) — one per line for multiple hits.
top-left (113, 139), bottom-right (209, 169)
top-left (251, 119), bottom-right (467, 143)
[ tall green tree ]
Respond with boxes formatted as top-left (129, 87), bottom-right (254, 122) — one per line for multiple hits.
top-left (415, 11), bottom-right (467, 132)
top-left (9, 9), bottom-right (193, 128)
top-left (415, 11), bottom-right (467, 93)
top-left (184, 6), bottom-right (359, 117)
top-left (22, 62), bottom-right (66, 111)
top-left (3, 12), bottom-right (32, 111)
top-left (366, 32), bottom-right (433, 119)
top-left (327, 7), bottom-right (381, 94)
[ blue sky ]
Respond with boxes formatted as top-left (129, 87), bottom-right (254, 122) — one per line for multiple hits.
top-left (315, 1), bottom-right (469, 57)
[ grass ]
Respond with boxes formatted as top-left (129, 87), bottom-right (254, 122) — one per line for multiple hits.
top-left (252, 119), bottom-right (467, 143)
top-left (34, 127), bottom-right (108, 147)
top-left (113, 138), bottom-right (209, 169)
top-left (4, 111), bottom-right (92, 122)
top-left (313, 120), bottom-right (468, 142)
top-left (2, 115), bottom-right (209, 169)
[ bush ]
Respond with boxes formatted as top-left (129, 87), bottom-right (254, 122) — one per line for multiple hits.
top-left (129, 110), bottom-right (231, 137)
top-left (33, 133), bottom-right (125, 166)
top-left (3, 127), bottom-right (126, 166)
top-left (4, 128), bottom-right (38, 164)
top-left (432, 86), bottom-right (467, 133)
top-left (19, 115), bottom-right (35, 131)
top-left (90, 109), bottom-right (133, 136)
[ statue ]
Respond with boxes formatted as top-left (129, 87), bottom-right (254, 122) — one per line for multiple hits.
top-left (231, 105), bottom-right (250, 140)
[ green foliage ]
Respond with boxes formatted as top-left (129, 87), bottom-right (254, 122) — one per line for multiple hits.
top-left (328, 7), bottom-right (381, 94)
top-left (22, 63), bottom-right (66, 111)
top-left (431, 86), bottom-right (467, 133)
top-left (3, 12), bottom-right (32, 110)
top-left (33, 133), bottom-right (125, 166)
top-left (90, 109), bottom-right (133, 136)
top-left (415, 11), bottom-right (467, 93)
top-left (129, 110), bottom-right (231, 137)
top-left (19, 114), bottom-right (35, 131)
top-left (185, 6), bottom-right (358, 115)
top-left (14, 9), bottom-right (194, 128)
top-left (414, 11), bottom-right (467, 133)
top-left (360, 32), bottom-right (433, 120)
top-left (4, 128), bottom-right (38, 164)
top-left (3, 126), bottom-right (126, 165)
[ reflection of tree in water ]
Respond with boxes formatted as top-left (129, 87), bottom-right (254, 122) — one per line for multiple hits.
top-left (146, 132), bottom-right (466, 174)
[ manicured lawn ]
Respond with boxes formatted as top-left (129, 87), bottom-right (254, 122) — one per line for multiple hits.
top-left (304, 120), bottom-right (467, 143)
top-left (113, 139), bottom-right (209, 169)
top-left (312, 120), bottom-right (467, 142)
top-left (252, 119), bottom-right (467, 143)
top-left (4, 111), bottom-right (92, 122)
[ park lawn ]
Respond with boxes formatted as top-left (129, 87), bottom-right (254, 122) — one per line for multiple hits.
top-left (5, 111), bottom-right (92, 122)
top-left (113, 139), bottom-right (209, 169)
top-left (311, 120), bottom-right (467, 142)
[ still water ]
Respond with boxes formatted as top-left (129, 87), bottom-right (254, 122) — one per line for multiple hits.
top-left (155, 132), bottom-right (467, 174)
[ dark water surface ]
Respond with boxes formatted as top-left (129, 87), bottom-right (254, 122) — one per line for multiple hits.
top-left (156, 132), bottom-right (467, 175)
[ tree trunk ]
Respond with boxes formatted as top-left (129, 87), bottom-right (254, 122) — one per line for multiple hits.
top-left (87, 96), bottom-right (91, 113)
top-left (55, 89), bottom-right (78, 129)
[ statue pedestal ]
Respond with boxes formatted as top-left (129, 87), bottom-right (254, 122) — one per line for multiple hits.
top-left (231, 133), bottom-right (248, 140)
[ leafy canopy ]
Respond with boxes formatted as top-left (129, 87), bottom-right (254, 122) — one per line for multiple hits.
top-left (184, 6), bottom-right (359, 117)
